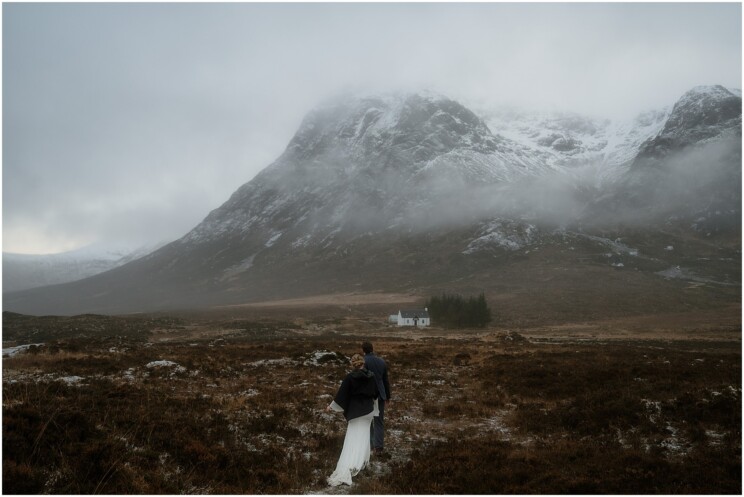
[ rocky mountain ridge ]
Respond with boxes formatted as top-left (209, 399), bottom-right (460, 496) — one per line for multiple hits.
top-left (635, 85), bottom-right (741, 162)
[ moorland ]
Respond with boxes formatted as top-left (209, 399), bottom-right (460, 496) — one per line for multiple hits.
top-left (2, 300), bottom-right (741, 494)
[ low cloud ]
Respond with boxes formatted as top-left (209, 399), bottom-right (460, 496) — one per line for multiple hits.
top-left (3, 3), bottom-right (741, 253)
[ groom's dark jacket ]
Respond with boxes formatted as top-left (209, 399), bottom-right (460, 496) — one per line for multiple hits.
top-left (364, 352), bottom-right (391, 401)
top-left (334, 369), bottom-right (379, 421)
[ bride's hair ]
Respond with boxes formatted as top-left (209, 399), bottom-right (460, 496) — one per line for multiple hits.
top-left (350, 353), bottom-right (365, 369)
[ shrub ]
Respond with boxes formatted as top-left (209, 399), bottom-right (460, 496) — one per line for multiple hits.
top-left (425, 292), bottom-right (492, 328)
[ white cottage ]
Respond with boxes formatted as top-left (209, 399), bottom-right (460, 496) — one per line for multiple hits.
top-left (397, 309), bottom-right (430, 327)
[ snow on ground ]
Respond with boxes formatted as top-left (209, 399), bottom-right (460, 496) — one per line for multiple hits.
top-left (3, 343), bottom-right (44, 357)
top-left (463, 221), bottom-right (537, 254)
top-left (265, 232), bottom-right (283, 248)
top-left (242, 351), bottom-right (347, 369)
top-left (244, 358), bottom-right (296, 368)
top-left (58, 376), bottom-right (85, 386)
top-left (222, 255), bottom-right (256, 279)
top-left (146, 360), bottom-right (187, 373)
top-left (572, 233), bottom-right (639, 256)
top-left (304, 350), bottom-right (347, 367)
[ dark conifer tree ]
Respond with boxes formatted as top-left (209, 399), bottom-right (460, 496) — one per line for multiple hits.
top-left (425, 292), bottom-right (493, 328)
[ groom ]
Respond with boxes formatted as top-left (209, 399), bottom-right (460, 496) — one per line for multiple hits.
top-left (362, 341), bottom-right (391, 455)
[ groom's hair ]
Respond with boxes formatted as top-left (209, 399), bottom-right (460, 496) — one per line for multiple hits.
top-left (362, 341), bottom-right (373, 354)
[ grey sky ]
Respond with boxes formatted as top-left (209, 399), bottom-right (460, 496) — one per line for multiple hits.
top-left (3, 2), bottom-right (741, 254)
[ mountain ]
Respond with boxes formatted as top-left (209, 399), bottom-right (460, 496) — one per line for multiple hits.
top-left (3, 242), bottom-right (166, 293)
top-left (634, 85), bottom-right (741, 162)
top-left (614, 85), bottom-right (742, 232)
top-left (4, 87), bottom-right (741, 318)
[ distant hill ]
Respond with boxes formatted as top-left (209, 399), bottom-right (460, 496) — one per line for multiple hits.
top-left (3, 242), bottom-right (164, 293)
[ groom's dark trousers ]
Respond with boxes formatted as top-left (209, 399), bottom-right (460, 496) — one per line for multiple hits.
top-left (364, 352), bottom-right (390, 450)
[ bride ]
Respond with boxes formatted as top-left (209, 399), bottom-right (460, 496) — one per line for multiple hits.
top-left (326, 353), bottom-right (380, 486)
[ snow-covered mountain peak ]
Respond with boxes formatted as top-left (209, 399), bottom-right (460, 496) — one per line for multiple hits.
top-left (184, 84), bottom-right (741, 249)
top-left (682, 85), bottom-right (738, 102)
top-left (666, 84), bottom-right (741, 126)
top-left (184, 92), bottom-right (530, 246)
top-left (284, 91), bottom-right (499, 165)
top-left (631, 84), bottom-right (741, 164)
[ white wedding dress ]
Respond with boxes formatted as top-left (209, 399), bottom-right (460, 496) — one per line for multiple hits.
top-left (327, 399), bottom-right (379, 486)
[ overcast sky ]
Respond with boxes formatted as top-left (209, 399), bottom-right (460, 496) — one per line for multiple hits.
top-left (3, 2), bottom-right (741, 254)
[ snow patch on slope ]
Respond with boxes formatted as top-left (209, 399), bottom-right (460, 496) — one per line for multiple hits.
top-left (464, 220), bottom-right (538, 254)
top-left (481, 106), bottom-right (669, 186)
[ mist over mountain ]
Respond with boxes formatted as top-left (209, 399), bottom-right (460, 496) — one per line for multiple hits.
top-left (608, 85), bottom-right (742, 231)
top-left (3, 242), bottom-right (166, 293)
top-left (4, 86), bottom-right (740, 317)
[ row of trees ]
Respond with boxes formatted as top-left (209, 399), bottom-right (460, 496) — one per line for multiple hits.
top-left (425, 292), bottom-right (493, 328)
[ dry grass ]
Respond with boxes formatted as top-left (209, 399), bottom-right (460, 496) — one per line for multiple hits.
top-left (2, 311), bottom-right (740, 494)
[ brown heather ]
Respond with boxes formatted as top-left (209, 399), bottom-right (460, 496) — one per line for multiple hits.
top-left (2, 310), bottom-right (740, 494)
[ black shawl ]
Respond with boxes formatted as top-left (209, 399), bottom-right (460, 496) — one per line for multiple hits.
top-left (333, 368), bottom-right (379, 421)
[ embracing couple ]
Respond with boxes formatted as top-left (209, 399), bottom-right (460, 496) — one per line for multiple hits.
top-left (325, 341), bottom-right (391, 487)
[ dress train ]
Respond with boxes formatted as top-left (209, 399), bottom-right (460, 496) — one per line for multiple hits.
top-left (327, 400), bottom-right (378, 486)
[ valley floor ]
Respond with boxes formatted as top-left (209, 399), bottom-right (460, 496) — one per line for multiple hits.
top-left (2, 307), bottom-right (741, 494)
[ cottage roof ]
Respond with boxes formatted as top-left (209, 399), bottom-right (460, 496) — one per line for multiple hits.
top-left (400, 309), bottom-right (429, 318)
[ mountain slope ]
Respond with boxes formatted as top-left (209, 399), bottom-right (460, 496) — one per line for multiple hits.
top-left (4, 88), bottom-right (740, 317)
